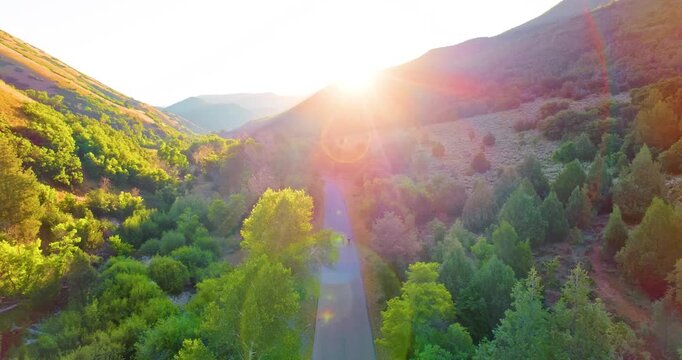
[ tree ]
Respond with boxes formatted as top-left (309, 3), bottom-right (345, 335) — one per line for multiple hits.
top-left (376, 263), bottom-right (457, 359)
top-left (148, 256), bottom-right (190, 295)
top-left (565, 186), bottom-right (592, 229)
top-left (136, 314), bottom-right (199, 360)
top-left (462, 181), bottom-right (496, 232)
top-left (241, 188), bottom-right (333, 273)
top-left (459, 256), bottom-right (516, 341)
top-left (660, 137), bottom-right (682, 174)
top-left (540, 191), bottom-right (569, 243)
top-left (480, 268), bottom-right (551, 360)
top-left (585, 154), bottom-right (611, 212)
top-left (174, 339), bottom-right (216, 360)
top-left (634, 99), bottom-right (680, 150)
top-left (670, 259), bottom-right (682, 304)
top-left (494, 167), bottom-right (520, 206)
top-left (551, 265), bottom-right (636, 359)
top-left (239, 260), bottom-right (300, 359)
top-left (616, 198), bottom-right (682, 297)
top-left (498, 182), bottom-right (546, 246)
top-left (492, 221), bottom-right (533, 277)
top-left (613, 145), bottom-right (667, 222)
top-left (602, 206), bottom-right (628, 259)
top-left (516, 155), bottom-right (549, 197)
top-left (574, 133), bottom-right (598, 162)
top-left (0, 240), bottom-right (48, 297)
top-left (438, 237), bottom-right (475, 304)
top-left (553, 140), bottom-right (577, 163)
top-left (0, 138), bottom-right (43, 242)
top-left (371, 211), bottom-right (420, 269)
top-left (552, 160), bottom-right (586, 204)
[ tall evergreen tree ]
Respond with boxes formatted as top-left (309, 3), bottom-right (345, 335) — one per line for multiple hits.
top-left (462, 181), bottom-right (497, 233)
top-left (540, 191), bottom-right (569, 243)
top-left (613, 145), bottom-right (667, 222)
top-left (565, 186), bottom-right (592, 230)
top-left (602, 206), bottom-right (628, 259)
top-left (552, 160), bottom-right (586, 204)
top-left (498, 182), bottom-right (547, 246)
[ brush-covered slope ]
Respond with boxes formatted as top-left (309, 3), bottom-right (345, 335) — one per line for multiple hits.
top-left (166, 93), bottom-right (301, 133)
top-left (0, 30), bottom-right (193, 191)
top-left (245, 0), bottom-right (682, 140)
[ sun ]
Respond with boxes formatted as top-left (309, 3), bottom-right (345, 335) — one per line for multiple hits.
top-left (335, 69), bottom-right (377, 94)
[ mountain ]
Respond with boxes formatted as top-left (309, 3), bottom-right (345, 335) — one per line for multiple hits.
top-left (0, 30), bottom-right (192, 191)
top-left (241, 0), bottom-right (682, 140)
top-left (515, 0), bottom-right (614, 30)
top-left (166, 93), bottom-right (301, 133)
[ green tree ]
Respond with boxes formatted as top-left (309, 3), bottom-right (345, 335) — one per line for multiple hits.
top-left (517, 155), bottom-right (549, 197)
top-left (616, 198), bottom-right (682, 297)
top-left (602, 206), bottom-right (628, 259)
top-left (540, 191), bottom-right (569, 243)
top-left (174, 339), bottom-right (216, 360)
top-left (438, 236), bottom-right (475, 304)
top-left (492, 221), bottom-right (533, 277)
top-left (148, 256), bottom-right (190, 295)
top-left (0, 240), bottom-right (48, 297)
top-left (551, 265), bottom-right (636, 359)
top-left (459, 256), bottom-right (516, 341)
top-left (494, 167), bottom-right (520, 206)
top-left (498, 182), bottom-right (546, 246)
top-left (376, 262), bottom-right (456, 359)
top-left (613, 145), bottom-right (667, 222)
top-left (0, 138), bottom-right (43, 242)
top-left (565, 186), bottom-right (592, 229)
top-left (241, 188), bottom-right (333, 273)
top-left (136, 314), bottom-right (199, 360)
top-left (462, 181), bottom-right (497, 232)
top-left (552, 160), bottom-right (586, 204)
top-left (553, 140), bottom-right (577, 163)
top-left (660, 137), bottom-right (682, 174)
top-left (574, 133), bottom-right (598, 162)
top-left (634, 99), bottom-right (680, 150)
top-left (480, 268), bottom-right (551, 360)
top-left (585, 154), bottom-right (611, 212)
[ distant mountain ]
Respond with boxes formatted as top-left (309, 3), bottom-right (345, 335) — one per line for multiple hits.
top-left (241, 0), bottom-right (682, 139)
top-left (166, 93), bottom-right (301, 133)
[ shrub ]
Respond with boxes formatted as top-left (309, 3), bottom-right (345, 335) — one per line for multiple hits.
top-left (159, 231), bottom-right (186, 255)
top-left (482, 133), bottom-right (496, 146)
top-left (565, 187), bottom-right (592, 229)
top-left (539, 101), bottom-right (570, 120)
top-left (553, 141), bottom-right (578, 163)
top-left (541, 191), bottom-right (569, 242)
top-left (660, 137), bottom-right (682, 174)
top-left (431, 141), bottom-right (445, 158)
top-left (517, 154), bottom-right (550, 198)
top-left (613, 145), bottom-right (666, 222)
top-left (602, 206), bottom-right (628, 259)
top-left (513, 118), bottom-right (537, 132)
top-left (552, 160), bottom-right (586, 204)
top-left (574, 133), bottom-right (598, 161)
top-left (471, 151), bottom-right (491, 173)
top-left (540, 110), bottom-right (598, 140)
top-left (148, 256), bottom-right (190, 294)
top-left (138, 238), bottom-right (161, 256)
top-left (462, 181), bottom-right (496, 232)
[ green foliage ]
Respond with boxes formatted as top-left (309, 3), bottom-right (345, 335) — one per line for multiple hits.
top-left (438, 236), bottom-right (475, 304)
top-left (613, 145), bottom-right (667, 222)
top-left (0, 240), bottom-right (50, 297)
top-left (574, 133), bottom-right (598, 162)
top-left (552, 140), bottom-right (577, 163)
top-left (459, 256), bottom-right (516, 341)
top-left (539, 101), bottom-right (570, 120)
top-left (540, 109), bottom-right (598, 140)
top-left (602, 206), bottom-right (628, 259)
top-left (616, 198), bottom-right (682, 297)
top-left (21, 102), bottom-right (83, 185)
top-left (136, 314), bottom-right (199, 360)
top-left (462, 181), bottom-right (496, 232)
top-left (174, 339), bottom-right (216, 360)
top-left (207, 194), bottom-right (247, 236)
top-left (0, 137), bottom-right (43, 241)
top-left (493, 167), bottom-right (520, 206)
top-left (541, 191), bottom-right (569, 243)
top-left (481, 268), bottom-right (551, 360)
top-left (565, 186), bottom-right (592, 229)
top-left (634, 97), bottom-right (681, 150)
top-left (241, 188), bottom-right (335, 273)
top-left (492, 221), bottom-right (533, 277)
top-left (170, 246), bottom-right (214, 282)
top-left (498, 182), bottom-right (546, 246)
top-left (585, 154), bottom-right (611, 212)
top-left (660, 137), bottom-right (682, 174)
top-left (516, 155), bottom-right (549, 197)
top-left (552, 160), bottom-right (586, 204)
top-left (376, 262), bottom-right (457, 359)
top-left (148, 256), bottom-right (190, 294)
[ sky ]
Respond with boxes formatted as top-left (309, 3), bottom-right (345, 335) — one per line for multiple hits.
top-left (1, 0), bottom-right (561, 106)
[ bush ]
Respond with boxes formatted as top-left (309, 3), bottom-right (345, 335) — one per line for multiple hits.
top-left (513, 118), bottom-right (537, 132)
top-left (462, 181), bottom-right (497, 233)
top-left (431, 141), bottom-right (445, 158)
top-left (159, 231), bottom-right (186, 255)
top-left (517, 155), bottom-right (550, 198)
top-left (574, 133), bottom-right (598, 161)
top-left (553, 141), bottom-right (578, 163)
top-left (148, 256), bottom-right (190, 294)
top-left (540, 110), bottom-right (598, 140)
top-left (539, 101), bottom-right (570, 120)
top-left (471, 151), bottom-right (491, 173)
top-left (660, 137), bottom-right (682, 174)
top-left (602, 206), bottom-right (628, 259)
top-left (613, 145), bottom-right (667, 222)
top-left (552, 160), bottom-right (586, 204)
top-left (139, 238), bottom-right (161, 256)
top-left (482, 133), bottom-right (496, 146)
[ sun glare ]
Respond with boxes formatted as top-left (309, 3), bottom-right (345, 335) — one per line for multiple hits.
top-left (336, 69), bottom-right (377, 93)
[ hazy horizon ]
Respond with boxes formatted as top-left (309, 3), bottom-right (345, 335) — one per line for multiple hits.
top-left (1, 0), bottom-right (561, 106)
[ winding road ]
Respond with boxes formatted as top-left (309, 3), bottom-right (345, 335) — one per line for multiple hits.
top-left (312, 179), bottom-right (376, 360)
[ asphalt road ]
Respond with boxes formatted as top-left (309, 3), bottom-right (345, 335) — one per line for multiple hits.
top-left (312, 179), bottom-right (376, 360)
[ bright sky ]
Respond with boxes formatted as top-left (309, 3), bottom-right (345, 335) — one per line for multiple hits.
top-left (1, 0), bottom-right (560, 106)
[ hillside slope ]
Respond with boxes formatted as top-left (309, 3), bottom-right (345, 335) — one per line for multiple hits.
top-left (243, 0), bottom-right (682, 140)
